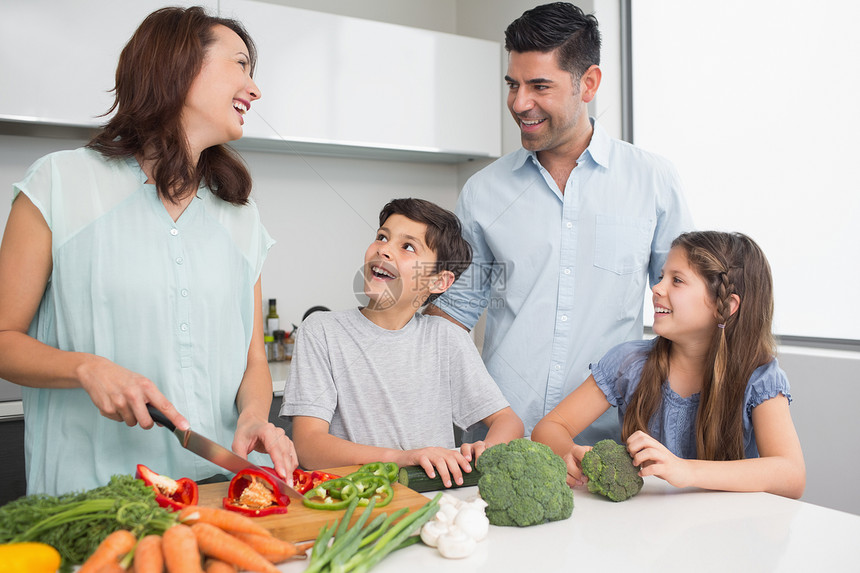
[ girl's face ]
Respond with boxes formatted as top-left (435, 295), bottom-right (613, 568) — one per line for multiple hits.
top-left (651, 246), bottom-right (719, 344)
top-left (182, 24), bottom-right (261, 156)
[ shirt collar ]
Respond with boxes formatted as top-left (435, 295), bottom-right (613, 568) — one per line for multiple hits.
top-left (511, 117), bottom-right (611, 172)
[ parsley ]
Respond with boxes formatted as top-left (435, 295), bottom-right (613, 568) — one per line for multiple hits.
top-left (0, 474), bottom-right (177, 572)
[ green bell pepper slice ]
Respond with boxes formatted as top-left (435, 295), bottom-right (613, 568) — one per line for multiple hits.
top-left (352, 474), bottom-right (394, 507)
top-left (354, 462), bottom-right (399, 482)
top-left (302, 478), bottom-right (358, 510)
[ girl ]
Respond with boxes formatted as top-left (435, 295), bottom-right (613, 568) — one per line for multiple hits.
top-left (532, 231), bottom-right (805, 498)
top-left (0, 7), bottom-right (297, 494)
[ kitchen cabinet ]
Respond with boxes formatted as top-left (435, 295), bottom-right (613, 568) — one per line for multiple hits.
top-left (0, 0), bottom-right (213, 129)
top-left (219, 0), bottom-right (502, 162)
top-left (2, 0), bottom-right (501, 163)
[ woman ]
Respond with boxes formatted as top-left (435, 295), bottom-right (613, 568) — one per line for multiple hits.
top-left (0, 6), bottom-right (297, 494)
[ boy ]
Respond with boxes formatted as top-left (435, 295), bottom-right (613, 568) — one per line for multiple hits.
top-left (280, 198), bottom-right (523, 487)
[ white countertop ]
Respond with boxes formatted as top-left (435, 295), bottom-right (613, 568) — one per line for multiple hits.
top-left (270, 360), bottom-right (290, 396)
top-left (275, 477), bottom-right (860, 572)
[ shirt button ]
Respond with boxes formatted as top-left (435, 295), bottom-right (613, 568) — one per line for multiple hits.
top-left (180, 323), bottom-right (189, 332)
top-left (566, 222), bottom-right (573, 229)
top-left (561, 315), bottom-right (568, 322)
top-left (555, 364), bottom-right (561, 371)
top-left (175, 257), bottom-right (184, 265)
top-left (563, 268), bottom-right (571, 275)
top-left (170, 228), bottom-right (179, 236)
top-left (181, 289), bottom-right (189, 297)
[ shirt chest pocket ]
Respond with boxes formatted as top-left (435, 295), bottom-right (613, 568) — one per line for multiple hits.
top-left (593, 214), bottom-right (655, 275)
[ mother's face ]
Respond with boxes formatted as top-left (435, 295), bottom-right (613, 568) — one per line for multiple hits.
top-left (181, 24), bottom-right (261, 156)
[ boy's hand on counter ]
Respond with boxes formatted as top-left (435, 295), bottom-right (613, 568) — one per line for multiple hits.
top-left (398, 447), bottom-right (473, 488)
top-left (460, 440), bottom-right (489, 462)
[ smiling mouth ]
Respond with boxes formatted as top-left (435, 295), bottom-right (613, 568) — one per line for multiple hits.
top-left (520, 118), bottom-right (545, 127)
top-left (370, 265), bottom-right (396, 280)
top-left (655, 307), bottom-right (672, 315)
top-left (233, 100), bottom-right (248, 115)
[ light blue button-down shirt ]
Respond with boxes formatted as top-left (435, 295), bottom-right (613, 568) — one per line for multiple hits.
top-left (14, 148), bottom-right (273, 495)
top-left (434, 120), bottom-right (693, 442)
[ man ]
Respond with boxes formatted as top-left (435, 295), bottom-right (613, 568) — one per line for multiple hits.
top-left (426, 2), bottom-right (693, 443)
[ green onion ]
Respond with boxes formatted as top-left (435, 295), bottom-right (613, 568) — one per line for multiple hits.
top-left (305, 493), bottom-right (442, 573)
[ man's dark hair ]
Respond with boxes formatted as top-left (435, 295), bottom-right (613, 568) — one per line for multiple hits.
top-left (378, 198), bottom-right (472, 303)
top-left (504, 2), bottom-right (601, 78)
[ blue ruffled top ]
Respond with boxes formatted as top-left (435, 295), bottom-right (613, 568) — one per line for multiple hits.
top-left (591, 338), bottom-right (791, 459)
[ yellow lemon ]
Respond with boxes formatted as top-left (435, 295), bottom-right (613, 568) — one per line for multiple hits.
top-left (0, 542), bottom-right (61, 573)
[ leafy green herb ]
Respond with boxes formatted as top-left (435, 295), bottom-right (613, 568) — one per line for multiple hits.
top-left (0, 474), bottom-right (177, 572)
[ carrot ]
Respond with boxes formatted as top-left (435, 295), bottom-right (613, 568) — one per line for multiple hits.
top-left (162, 524), bottom-right (203, 573)
top-left (178, 505), bottom-right (272, 537)
top-left (230, 532), bottom-right (314, 563)
top-left (203, 558), bottom-right (238, 573)
top-left (190, 522), bottom-right (280, 573)
top-left (133, 534), bottom-right (164, 573)
top-left (94, 562), bottom-right (126, 573)
top-left (79, 529), bottom-right (136, 573)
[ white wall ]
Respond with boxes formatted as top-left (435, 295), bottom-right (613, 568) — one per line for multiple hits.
top-left (779, 347), bottom-right (860, 515)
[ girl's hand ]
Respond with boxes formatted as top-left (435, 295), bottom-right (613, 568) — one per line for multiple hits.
top-left (77, 355), bottom-right (188, 431)
top-left (399, 447), bottom-right (473, 488)
top-left (564, 443), bottom-right (592, 487)
top-left (233, 417), bottom-right (299, 485)
top-left (626, 430), bottom-right (693, 488)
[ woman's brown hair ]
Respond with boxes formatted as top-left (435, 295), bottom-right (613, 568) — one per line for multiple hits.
top-left (621, 231), bottom-right (776, 461)
top-left (87, 6), bottom-right (257, 205)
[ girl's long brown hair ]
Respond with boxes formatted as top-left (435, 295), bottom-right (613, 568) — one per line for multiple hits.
top-left (87, 6), bottom-right (257, 205)
top-left (622, 232), bottom-right (776, 461)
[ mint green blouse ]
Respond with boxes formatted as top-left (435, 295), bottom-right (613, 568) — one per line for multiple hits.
top-left (14, 148), bottom-right (274, 495)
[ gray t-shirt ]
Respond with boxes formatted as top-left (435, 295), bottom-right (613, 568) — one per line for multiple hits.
top-left (279, 308), bottom-right (509, 449)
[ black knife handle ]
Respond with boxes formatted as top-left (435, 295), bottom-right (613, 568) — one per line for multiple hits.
top-left (146, 404), bottom-right (176, 432)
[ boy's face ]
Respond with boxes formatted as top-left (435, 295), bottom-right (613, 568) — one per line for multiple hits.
top-left (363, 214), bottom-right (452, 311)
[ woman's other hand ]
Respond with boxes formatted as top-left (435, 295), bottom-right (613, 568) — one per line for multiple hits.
top-left (233, 417), bottom-right (299, 486)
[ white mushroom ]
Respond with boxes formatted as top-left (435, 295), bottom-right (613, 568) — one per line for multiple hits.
top-left (436, 525), bottom-right (478, 559)
top-left (453, 506), bottom-right (489, 542)
top-left (420, 519), bottom-right (450, 548)
top-left (437, 502), bottom-right (460, 522)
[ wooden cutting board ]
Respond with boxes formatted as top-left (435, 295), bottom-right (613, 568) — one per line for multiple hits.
top-left (197, 465), bottom-right (431, 542)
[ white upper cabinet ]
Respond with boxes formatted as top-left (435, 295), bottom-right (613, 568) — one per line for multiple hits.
top-left (2, 0), bottom-right (501, 162)
top-left (0, 0), bottom-right (215, 128)
top-left (220, 0), bottom-right (502, 161)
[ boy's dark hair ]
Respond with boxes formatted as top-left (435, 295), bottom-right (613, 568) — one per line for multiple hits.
top-left (378, 198), bottom-right (472, 304)
top-left (504, 2), bottom-right (601, 79)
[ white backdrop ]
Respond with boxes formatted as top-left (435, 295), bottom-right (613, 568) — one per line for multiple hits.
top-left (631, 0), bottom-right (860, 340)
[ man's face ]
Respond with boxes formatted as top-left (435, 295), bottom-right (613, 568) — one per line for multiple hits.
top-left (505, 49), bottom-right (584, 154)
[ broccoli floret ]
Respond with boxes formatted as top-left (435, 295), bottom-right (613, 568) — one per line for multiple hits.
top-left (475, 439), bottom-right (574, 527)
top-left (580, 439), bottom-right (644, 501)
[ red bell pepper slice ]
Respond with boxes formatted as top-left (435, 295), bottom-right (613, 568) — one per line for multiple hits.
top-left (309, 470), bottom-right (341, 489)
top-left (223, 466), bottom-right (290, 517)
top-left (135, 464), bottom-right (199, 511)
top-left (293, 468), bottom-right (314, 495)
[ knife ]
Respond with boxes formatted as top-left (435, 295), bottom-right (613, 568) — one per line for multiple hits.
top-left (146, 404), bottom-right (304, 500)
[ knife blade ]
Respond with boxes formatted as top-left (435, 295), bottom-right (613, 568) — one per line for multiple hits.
top-left (146, 404), bottom-right (304, 500)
